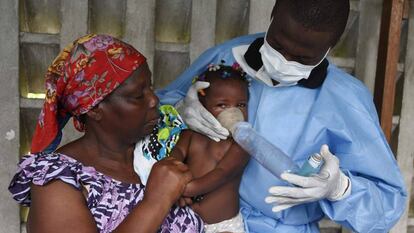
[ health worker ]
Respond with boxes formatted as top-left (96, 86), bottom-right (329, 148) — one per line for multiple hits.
top-left (157, 0), bottom-right (407, 232)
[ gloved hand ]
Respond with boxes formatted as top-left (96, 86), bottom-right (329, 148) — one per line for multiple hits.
top-left (265, 144), bottom-right (351, 212)
top-left (175, 81), bottom-right (229, 141)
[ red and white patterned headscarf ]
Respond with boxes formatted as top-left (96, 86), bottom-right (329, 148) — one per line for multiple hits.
top-left (31, 34), bottom-right (146, 153)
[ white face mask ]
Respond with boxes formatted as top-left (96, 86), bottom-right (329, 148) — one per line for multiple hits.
top-left (258, 30), bottom-right (330, 87)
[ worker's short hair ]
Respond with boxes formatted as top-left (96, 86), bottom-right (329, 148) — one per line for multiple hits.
top-left (272, 0), bottom-right (350, 44)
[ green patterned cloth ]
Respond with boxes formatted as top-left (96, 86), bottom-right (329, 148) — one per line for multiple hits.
top-left (133, 105), bottom-right (187, 185)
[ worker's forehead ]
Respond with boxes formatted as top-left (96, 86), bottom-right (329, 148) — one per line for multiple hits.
top-left (268, 10), bottom-right (333, 57)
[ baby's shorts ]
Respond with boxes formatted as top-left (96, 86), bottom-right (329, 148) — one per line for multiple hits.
top-left (204, 212), bottom-right (245, 233)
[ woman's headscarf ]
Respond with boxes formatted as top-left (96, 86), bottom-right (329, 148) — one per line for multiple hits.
top-left (31, 34), bottom-right (146, 153)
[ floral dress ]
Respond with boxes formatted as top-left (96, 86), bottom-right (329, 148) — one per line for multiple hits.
top-left (9, 105), bottom-right (204, 233)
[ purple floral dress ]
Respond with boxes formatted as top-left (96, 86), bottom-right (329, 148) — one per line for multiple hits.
top-left (9, 152), bottom-right (204, 233)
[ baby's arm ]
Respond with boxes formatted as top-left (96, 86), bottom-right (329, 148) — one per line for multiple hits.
top-left (169, 130), bottom-right (192, 161)
top-left (183, 141), bottom-right (249, 198)
top-left (169, 130), bottom-right (194, 207)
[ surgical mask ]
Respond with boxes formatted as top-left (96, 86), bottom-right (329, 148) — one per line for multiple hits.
top-left (258, 31), bottom-right (330, 87)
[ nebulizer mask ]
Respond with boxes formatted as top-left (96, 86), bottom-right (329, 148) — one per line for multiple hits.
top-left (257, 20), bottom-right (330, 86)
top-left (216, 107), bottom-right (245, 135)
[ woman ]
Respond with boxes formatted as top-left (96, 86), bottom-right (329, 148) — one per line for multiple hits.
top-left (9, 34), bottom-right (203, 233)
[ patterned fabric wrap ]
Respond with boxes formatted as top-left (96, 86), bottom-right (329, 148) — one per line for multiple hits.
top-left (31, 34), bottom-right (146, 153)
top-left (134, 105), bottom-right (187, 185)
top-left (8, 153), bottom-right (204, 233)
top-left (145, 105), bottom-right (186, 160)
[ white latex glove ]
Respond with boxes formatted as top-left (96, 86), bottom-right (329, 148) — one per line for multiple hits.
top-left (265, 144), bottom-right (351, 212)
top-left (175, 81), bottom-right (229, 141)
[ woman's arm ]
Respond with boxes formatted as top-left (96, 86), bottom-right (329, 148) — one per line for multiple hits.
top-left (28, 158), bottom-right (192, 233)
top-left (28, 181), bottom-right (98, 233)
top-left (183, 141), bottom-right (249, 197)
top-left (29, 181), bottom-right (168, 233)
top-left (114, 157), bottom-right (192, 233)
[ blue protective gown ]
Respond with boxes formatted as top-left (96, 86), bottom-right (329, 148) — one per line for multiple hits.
top-left (156, 33), bottom-right (407, 233)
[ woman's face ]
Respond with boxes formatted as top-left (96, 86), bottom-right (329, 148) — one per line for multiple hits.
top-left (99, 63), bottom-right (160, 143)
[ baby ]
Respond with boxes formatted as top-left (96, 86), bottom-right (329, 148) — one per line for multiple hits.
top-left (134, 62), bottom-right (250, 233)
top-left (171, 63), bottom-right (250, 233)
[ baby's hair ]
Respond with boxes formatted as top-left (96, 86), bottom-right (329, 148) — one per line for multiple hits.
top-left (193, 61), bottom-right (249, 97)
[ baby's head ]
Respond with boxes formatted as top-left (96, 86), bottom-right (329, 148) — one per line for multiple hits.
top-left (195, 62), bottom-right (249, 121)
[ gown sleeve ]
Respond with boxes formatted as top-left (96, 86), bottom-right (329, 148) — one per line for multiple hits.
top-left (315, 67), bottom-right (407, 232)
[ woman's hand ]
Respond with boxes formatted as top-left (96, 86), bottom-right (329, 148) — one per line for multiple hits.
top-left (114, 157), bottom-right (193, 232)
top-left (144, 157), bottom-right (193, 207)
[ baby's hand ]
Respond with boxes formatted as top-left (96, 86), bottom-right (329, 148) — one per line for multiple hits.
top-left (176, 196), bottom-right (193, 207)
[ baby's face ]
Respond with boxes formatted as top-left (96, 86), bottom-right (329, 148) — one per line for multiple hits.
top-left (202, 78), bottom-right (248, 120)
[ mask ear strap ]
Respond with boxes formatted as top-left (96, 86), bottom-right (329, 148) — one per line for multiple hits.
top-left (242, 18), bottom-right (274, 80)
top-left (264, 18), bottom-right (273, 43)
top-left (325, 48), bottom-right (331, 56)
top-left (323, 48), bottom-right (331, 59)
top-left (313, 47), bottom-right (331, 68)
